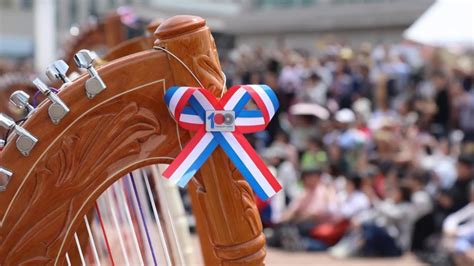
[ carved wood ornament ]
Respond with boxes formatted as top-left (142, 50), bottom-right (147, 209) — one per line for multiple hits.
top-left (0, 15), bottom-right (265, 265)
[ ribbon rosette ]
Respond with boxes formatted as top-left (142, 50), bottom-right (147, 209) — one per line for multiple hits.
top-left (163, 85), bottom-right (282, 200)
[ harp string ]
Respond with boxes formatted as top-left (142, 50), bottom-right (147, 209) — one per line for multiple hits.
top-left (112, 181), bottom-right (142, 264)
top-left (135, 170), bottom-right (170, 264)
top-left (128, 173), bottom-right (159, 265)
top-left (84, 215), bottom-right (101, 265)
top-left (151, 165), bottom-right (186, 265)
top-left (141, 168), bottom-right (173, 266)
top-left (134, 170), bottom-right (171, 265)
top-left (92, 212), bottom-right (111, 264)
top-left (97, 199), bottom-right (116, 262)
top-left (115, 179), bottom-right (145, 265)
top-left (74, 232), bottom-right (86, 265)
top-left (126, 175), bottom-right (155, 264)
top-left (95, 202), bottom-right (116, 265)
top-left (68, 167), bottom-right (185, 265)
top-left (153, 45), bottom-right (228, 98)
top-left (104, 186), bottom-right (131, 265)
top-left (123, 177), bottom-right (152, 263)
top-left (66, 253), bottom-right (72, 266)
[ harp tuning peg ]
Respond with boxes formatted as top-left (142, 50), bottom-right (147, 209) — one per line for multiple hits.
top-left (0, 167), bottom-right (13, 192)
top-left (0, 113), bottom-right (38, 156)
top-left (46, 60), bottom-right (71, 84)
top-left (74, 49), bottom-right (96, 68)
top-left (74, 49), bottom-right (106, 99)
top-left (0, 113), bottom-right (15, 129)
top-left (33, 78), bottom-right (70, 124)
top-left (10, 90), bottom-right (35, 116)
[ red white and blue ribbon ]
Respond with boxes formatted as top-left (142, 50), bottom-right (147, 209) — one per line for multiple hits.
top-left (163, 85), bottom-right (282, 200)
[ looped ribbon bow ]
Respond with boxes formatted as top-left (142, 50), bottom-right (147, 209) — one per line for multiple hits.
top-left (163, 85), bottom-right (282, 200)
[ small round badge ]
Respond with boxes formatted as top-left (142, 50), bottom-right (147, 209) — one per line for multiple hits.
top-left (214, 113), bottom-right (225, 124)
top-left (224, 113), bottom-right (235, 125)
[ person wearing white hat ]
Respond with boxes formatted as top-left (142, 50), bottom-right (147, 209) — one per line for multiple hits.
top-left (334, 108), bottom-right (367, 150)
top-left (335, 108), bottom-right (356, 124)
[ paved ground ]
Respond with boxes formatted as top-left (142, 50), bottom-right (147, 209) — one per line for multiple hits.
top-left (191, 236), bottom-right (425, 265)
top-left (265, 247), bottom-right (425, 265)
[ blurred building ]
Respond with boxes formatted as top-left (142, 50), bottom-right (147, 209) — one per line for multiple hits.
top-left (137, 0), bottom-right (434, 50)
top-left (0, 0), bottom-right (434, 59)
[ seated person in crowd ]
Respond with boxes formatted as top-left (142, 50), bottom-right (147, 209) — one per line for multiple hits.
top-left (361, 184), bottom-right (418, 256)
top-left (280, 169), bottom-right (334, 224)
top-left (408, 170), bottom-right (435, 252)
top-left (331, 184), bottom-right (417, 257)
top-left (409, 171), bottom-right (434, 219)
top-left (435, 155), bottom-right (474, 231)
top-left (258, 145), bottom-right (299, 227)
top-left (308, 174), bottom-right (371, 248)
top-left (300, 138), bottom-right (328, 172)
top-left (443, 182), bottom-right (474, 266)
top-left (267, 169), bottom-right (335, 251)
top-left (330, 174), bottom-right (371, 221)
top-left (296, 72), bottom-right (328, 106)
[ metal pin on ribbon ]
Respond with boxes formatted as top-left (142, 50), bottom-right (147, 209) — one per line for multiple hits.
top-left (163, 85), bottom-right (282, 200)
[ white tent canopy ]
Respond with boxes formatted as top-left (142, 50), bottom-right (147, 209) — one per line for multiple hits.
top-left (404, 0), bottom-right (474, 48)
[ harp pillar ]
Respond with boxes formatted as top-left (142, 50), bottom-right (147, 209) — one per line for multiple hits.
top-left (155, 16), bottom-right (266, 265)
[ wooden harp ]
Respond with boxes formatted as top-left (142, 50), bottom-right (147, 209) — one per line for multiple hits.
top-left (0, 15), bottom-right (265, 265)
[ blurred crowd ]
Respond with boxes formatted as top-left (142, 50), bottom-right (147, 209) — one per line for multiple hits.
top-left (221, 40), bottom-right (474, 265)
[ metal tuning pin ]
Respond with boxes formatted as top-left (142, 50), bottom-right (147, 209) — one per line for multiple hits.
top-left (0, 139), bottom-right (5, 150)
top-left (0, 113), bottom-right (38, 156)
top-left (33, 78), bottom-right (70, 124)
top-left (10, 90), bottom-right (35, 116)
top-left (46, 60), bottom-right (71, 83)
top-left (74, 49), bottom-right (106, 99)
top-left (0, 167), bottom-right (13, 192)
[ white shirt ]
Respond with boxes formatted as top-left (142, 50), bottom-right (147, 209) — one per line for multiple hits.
top-left (331, 190), bottom-right (370, 219)
top-left (277, 161), bottom-right (300, 201)
top-left (443, 202), bottom-right (474, 237)
top-left (268, 166), bottom-right (286, 224)
top-left (297, 82), bottom-right (328, 105)
top-left (411, 190), bottom-right (433, 219)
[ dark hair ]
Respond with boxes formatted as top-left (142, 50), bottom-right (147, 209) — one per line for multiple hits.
top-left (458, 155), bottom-right (474, 167)
top-left (309, 72), bottom-right (321, 81)
top-left (347, 173), bottom-right (363, 190)
top-left (275, 131), bottom-right (290, 143)
top-left (409, 169), bottom-right (430, 186)
top-left (301, 169), bottom-right (322, 180)
top-left (379, 161), bottom-right (394, 176)
top-left (431, 70), bottom-right (447, 79)
top-left (399, 184), bottom-right (412, 203)
top-left (329, 163), bottom-right (342, 177)
top-left (308, 137), bottom-right (323, 147)
top-left (267, 59), bottom-right (280, 74)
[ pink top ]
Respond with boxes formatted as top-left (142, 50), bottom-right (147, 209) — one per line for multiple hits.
top-left (287, 183), bottom-right (335, 221)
